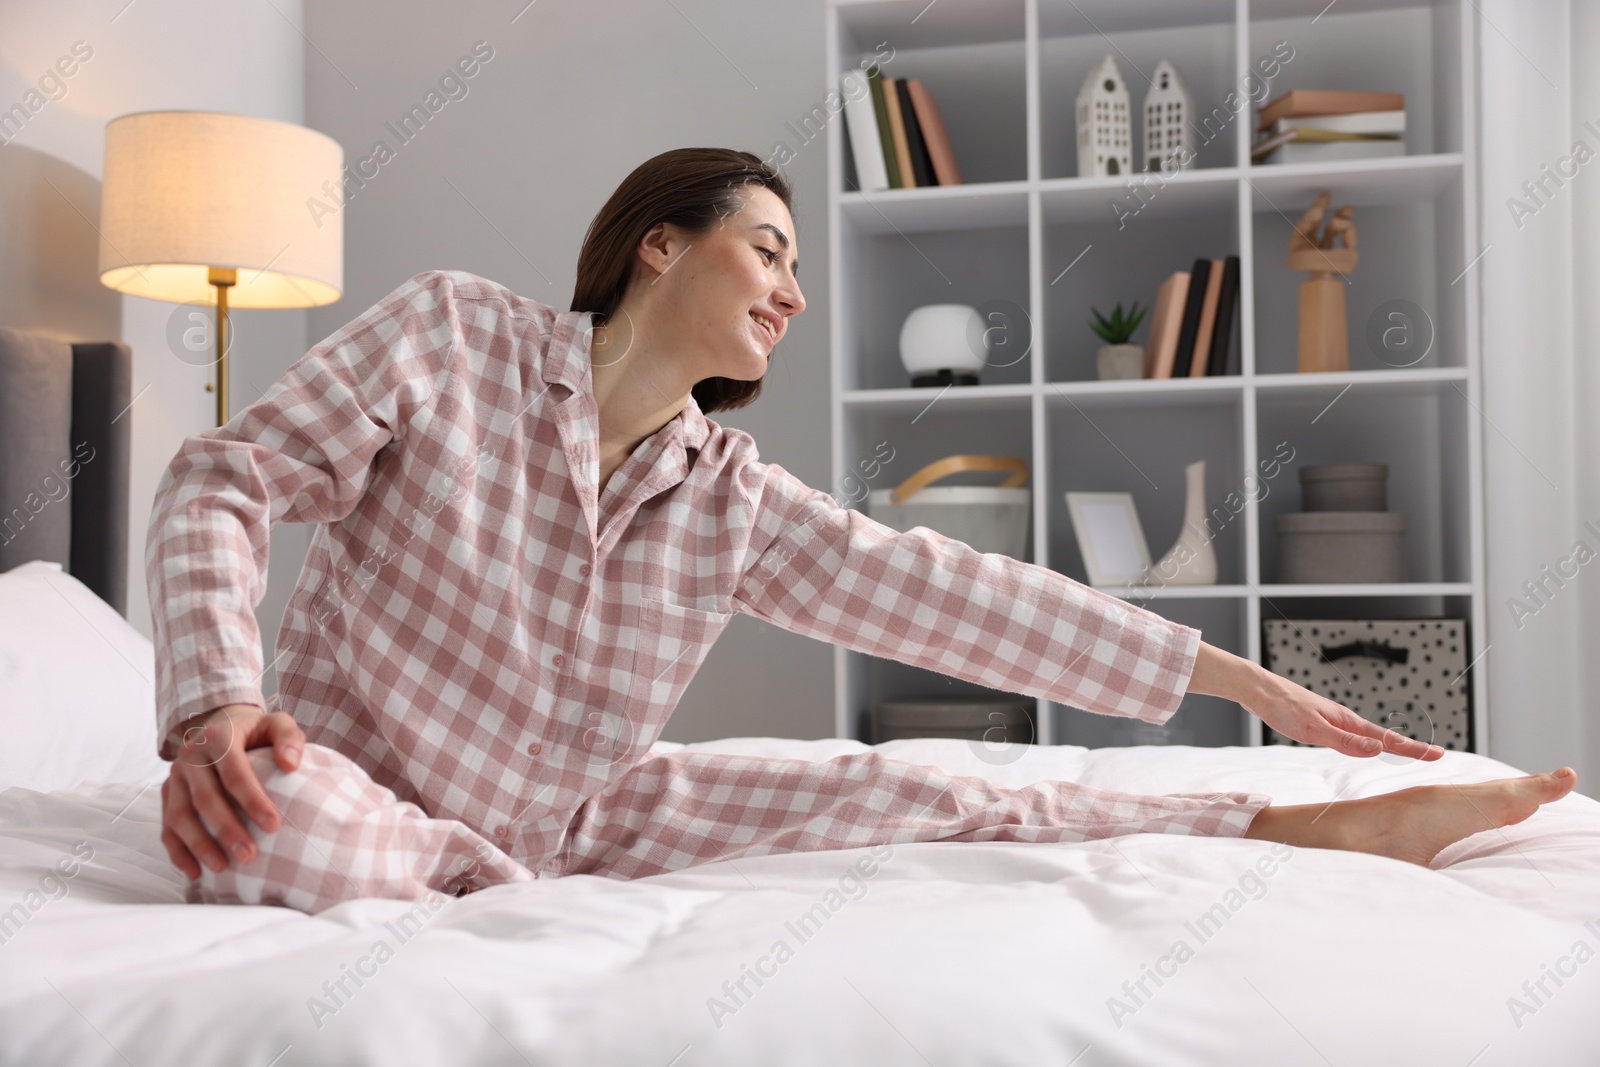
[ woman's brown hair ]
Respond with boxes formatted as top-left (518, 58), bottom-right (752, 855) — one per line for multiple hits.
top-left (571, 147), bottom-right (795, 414)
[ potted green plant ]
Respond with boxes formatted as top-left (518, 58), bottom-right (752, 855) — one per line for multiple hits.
top-left (1090, 301), bottom-right (1148, 380)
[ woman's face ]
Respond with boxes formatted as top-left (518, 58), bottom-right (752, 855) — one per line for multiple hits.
top-left (635, 184), bottom-right (806, 384)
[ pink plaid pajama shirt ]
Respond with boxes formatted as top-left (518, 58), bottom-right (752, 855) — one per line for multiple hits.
top-left (146, 270), bottom-right (1270, 915)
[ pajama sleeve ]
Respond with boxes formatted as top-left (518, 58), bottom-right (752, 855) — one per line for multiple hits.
top-left (145, 270), bottom-right (460, 760)
top-left (729, 455), bottom-right (1202, 724)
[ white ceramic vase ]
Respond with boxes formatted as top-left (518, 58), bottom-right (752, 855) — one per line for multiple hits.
top-left (1146, 459), bottom-right (1218, 585)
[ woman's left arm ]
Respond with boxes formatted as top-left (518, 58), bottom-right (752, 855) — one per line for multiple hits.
top-left (1186, 641), bottom-right (1442, 760)
top-left (728, 452), bottom-right (1441, 760)
top-left (729, 455), bottom-right (1201, 725)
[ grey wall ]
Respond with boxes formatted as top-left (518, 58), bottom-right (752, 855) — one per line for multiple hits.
top-left (304, 0), bottom-right (837, 742)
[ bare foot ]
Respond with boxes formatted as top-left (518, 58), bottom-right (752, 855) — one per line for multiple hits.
top-left (1243, 767), bottom-right (1578, 867)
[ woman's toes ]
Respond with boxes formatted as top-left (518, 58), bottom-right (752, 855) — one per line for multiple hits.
top-left (1532, 767), bottom-right (1578, 801)
top-left (1485, 769), bottom-right (1576, 828)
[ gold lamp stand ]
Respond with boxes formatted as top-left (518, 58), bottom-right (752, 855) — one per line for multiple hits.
top-left (205, 266), bottom-right (238, 427)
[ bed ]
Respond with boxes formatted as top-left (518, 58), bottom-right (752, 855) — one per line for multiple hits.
top-left (2, 328), bottom-right (1597, 1065)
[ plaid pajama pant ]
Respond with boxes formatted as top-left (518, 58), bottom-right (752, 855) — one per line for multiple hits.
top-left (194, 743), bottom-right (1273, 915)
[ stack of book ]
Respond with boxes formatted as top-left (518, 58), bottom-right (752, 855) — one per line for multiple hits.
top-left (1142, 255), bottom-right (1240, 379)
top-left (1251, 90), bottom-right (1406, 166)
top-left (841, 65), bottom-right (963, 191)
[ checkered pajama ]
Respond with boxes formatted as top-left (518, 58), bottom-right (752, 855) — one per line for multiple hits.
top-left (197, 742), bottom-right (1273, 914)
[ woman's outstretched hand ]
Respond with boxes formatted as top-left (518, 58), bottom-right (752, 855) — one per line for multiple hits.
top-left (1186, 640), bottom-right (1444, 761)
top-left (160, 703), bottom-right (306, 879)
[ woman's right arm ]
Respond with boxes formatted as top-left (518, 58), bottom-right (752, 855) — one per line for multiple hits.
top-left (150, 270), bottom-right (465, 877)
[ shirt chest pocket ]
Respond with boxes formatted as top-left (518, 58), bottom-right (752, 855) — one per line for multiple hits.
top-left (627, 597), bottom-right (735, 715)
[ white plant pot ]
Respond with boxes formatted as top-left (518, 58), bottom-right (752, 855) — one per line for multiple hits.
top-left (1097, 343), bottom-right (1145, 380)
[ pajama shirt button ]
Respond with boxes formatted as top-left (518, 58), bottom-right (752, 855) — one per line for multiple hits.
top-left (527, 741), bottom-right (542, 755)
top-left (552, 654), bottom-right (565, 667)
top-left (494, 825), bottom-right (507, 838)
top-left (579, 564), bottom-right (590, 576)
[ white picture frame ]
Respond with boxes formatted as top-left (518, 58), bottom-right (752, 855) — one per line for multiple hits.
top-left (1065, 492), bottom-right (1152, 587)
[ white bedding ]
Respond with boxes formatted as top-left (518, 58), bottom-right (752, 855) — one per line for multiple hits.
top-left (2, 737), bottom-right (1597, 1066)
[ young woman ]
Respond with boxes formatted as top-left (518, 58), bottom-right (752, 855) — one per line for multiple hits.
top-left (150, 148), bottom-right (1576, 914)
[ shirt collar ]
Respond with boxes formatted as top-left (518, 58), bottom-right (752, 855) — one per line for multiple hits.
top-left (544, 309), bottom-right (712, 456)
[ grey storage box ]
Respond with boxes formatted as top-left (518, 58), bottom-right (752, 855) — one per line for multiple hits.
top-left (871, 696), bottom-right (1034, 744)
top-left (1276, 511), bottom-right (1406, 583)
top-left (1300, 462), bottom-right (1387, 511)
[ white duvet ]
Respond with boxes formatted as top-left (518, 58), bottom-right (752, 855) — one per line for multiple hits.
top-left (2, 738), bottom-right (1597, 1067)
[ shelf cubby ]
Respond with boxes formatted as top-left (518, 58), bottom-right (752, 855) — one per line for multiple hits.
top-left (837, 0), bottom-right (1028, 188)
top-left (1044, 393), bottom-right (1246, 589)
top-left (861, 655), bottom-right (1041, 746)
top-left (1054, 594), bottom-right (1249, 748)
top-left (1256, 592), bottom-right (1476, 750)
top-left (1248, 0), bottom-right (1464, 158)
top-left (1254, 382), bottom-right (1469, 586)
top-left (841, 398), bottom-right (1035, 567)
top-left (1249, 165), bottom-right (1467, 374)
top-left (1042, 187), bottom-right (1240, 382)
top-left (840, 220), bottom-right (1031, 391)
top-left (1037, 0), bottom-right (1241, 180)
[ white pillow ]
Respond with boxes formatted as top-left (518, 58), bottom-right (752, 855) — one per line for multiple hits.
top-left (0, 559), bottom-right (170, 792)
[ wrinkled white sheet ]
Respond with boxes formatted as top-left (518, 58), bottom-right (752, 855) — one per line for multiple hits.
top-left (2, 738), bottom-right (1597, 1067)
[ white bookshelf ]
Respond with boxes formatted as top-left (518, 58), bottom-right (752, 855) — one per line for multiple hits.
top-left (824, 0), bottom-right (1486, 752)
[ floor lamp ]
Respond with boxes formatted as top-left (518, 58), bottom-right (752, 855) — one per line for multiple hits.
top-left (97, 110), bottom-right (344, 427)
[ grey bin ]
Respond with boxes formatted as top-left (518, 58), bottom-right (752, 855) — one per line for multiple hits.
top-left (871, 697), bottom-right (1035, 744)
top-left (1299, 462), bottom-right (1388, 511)
top-left (1276, 511), bottom-right (1406, 583)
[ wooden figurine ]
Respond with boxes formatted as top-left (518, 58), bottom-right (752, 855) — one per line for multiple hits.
top-left (1285, 191), bottom-right (1358, 373)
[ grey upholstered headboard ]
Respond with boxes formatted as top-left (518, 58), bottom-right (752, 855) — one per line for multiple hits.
top-left (0, 326), bottom-right (132, 618)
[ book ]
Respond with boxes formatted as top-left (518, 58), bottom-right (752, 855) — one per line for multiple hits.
top-left (1206, 255), bottom-right (1240, 377)
top-left (1188, 258), bottom-right (1226, 377)
top-left (907, 78), bottom-right (962, 184)
top-left (1264, 126), bottom-right (1401, 144)
top-left (1271, 110), bottom-right (1406, 137)
top-left (1252, 125), bottom-right (1405, 160)
top-left (1257, 89), bottom-right (1404, 129)
top-left (1254, 138), bottom-right (1406, 165)
top-left (868, 68), bottom-right (901, 188)
top-left (842, 65), bottom-right (890, 192)
top-left (913, 114), bottom-right (939, 186)
top-left (882, 77), bottom-right (918, 187)
top-left (1143, 271), bottom-right (1191, 379)
top-left (1171, 259), bottom-right (1212, 378)
top-left (895, 78), bottom-right (935, 187)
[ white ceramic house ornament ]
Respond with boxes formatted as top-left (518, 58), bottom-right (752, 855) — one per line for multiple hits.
top-left (1143, 60), bottom-right (1194, 174)
top-left (1076, 54), bottom-right (1131, 178)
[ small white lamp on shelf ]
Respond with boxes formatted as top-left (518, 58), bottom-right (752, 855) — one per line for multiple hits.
top-left (1143, 60), bottom-right (1194, 174)
top-left (97, 110), bottom-right (345, 427)
top-left (1075, 54), bottom-right (1131, 178)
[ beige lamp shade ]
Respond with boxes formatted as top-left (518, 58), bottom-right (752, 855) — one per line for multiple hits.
top-left (98, 110), bottom-right (343, 308)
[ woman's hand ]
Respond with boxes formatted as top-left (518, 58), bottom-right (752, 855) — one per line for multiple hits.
top-left (160, 703), bottom-right (306, 879)
top-left (1186, 640), bottom-right (1444, 760)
